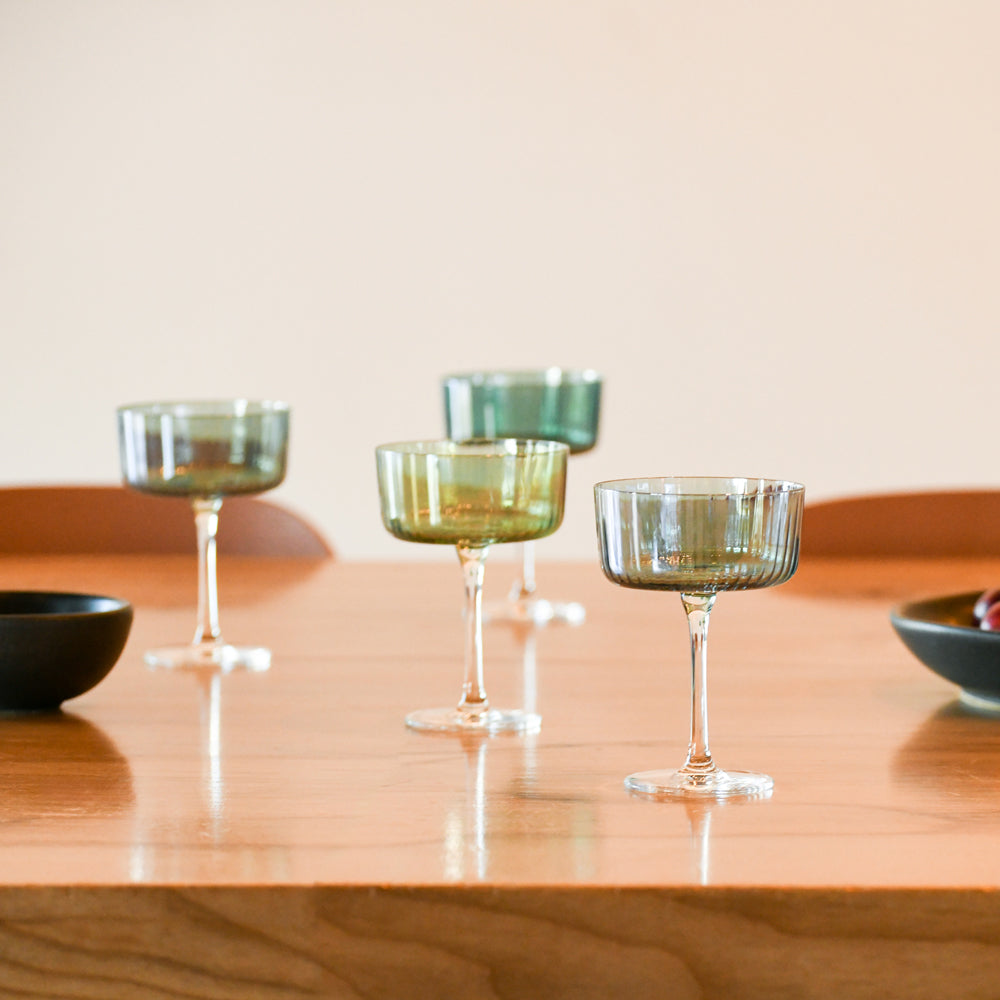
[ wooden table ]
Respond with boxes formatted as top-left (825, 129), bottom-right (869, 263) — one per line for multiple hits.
top-left (1, 552), bottom-right (1000, 998)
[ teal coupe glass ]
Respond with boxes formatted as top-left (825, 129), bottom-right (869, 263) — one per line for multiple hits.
top-left (595, 476), bottom-right (804, 798)
top-left (377, 439), bottom-right (568, 733)
top-left (443, 368), bottom-right (602, 625)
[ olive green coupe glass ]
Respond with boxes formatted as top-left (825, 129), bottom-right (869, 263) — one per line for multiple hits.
top-left (377, 439), bottom-right (568, 733)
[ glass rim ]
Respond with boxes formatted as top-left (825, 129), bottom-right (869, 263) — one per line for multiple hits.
top-left (594, 476), bottom-right (805, 497)
top-left (116, 399), bottom-right (290, 417)
top-left (376, 438), bottom-right (569, 457)
top-left (441, 367), bottom-right (602, 387)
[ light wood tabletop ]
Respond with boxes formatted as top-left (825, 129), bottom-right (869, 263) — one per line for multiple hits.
top-left (1, 551), bottom-right (999, 998)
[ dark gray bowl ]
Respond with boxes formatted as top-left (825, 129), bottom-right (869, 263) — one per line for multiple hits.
top-left (0, 592), bottom-right (133, 712)
top-left (890, 591), bottom-right (1000, 711)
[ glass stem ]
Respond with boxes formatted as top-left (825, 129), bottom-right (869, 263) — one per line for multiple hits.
top-left (680, 593), bottom-right (718, 776)
top-left (192, 498), bottom-right (224, 646)
top-left (509, 540), bottom-right (537, 601)
top-left (457, 545), bottom-right (490, 719)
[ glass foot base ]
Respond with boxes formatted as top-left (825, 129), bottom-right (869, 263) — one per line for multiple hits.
top-left (625, 768), bottom-right (773, 799)
top-left (144, 643), bottom-right (272, 673)
top-left (484, 598), bottom-right (586, 627)
top-left (405, 707), bottom-right (541, 734)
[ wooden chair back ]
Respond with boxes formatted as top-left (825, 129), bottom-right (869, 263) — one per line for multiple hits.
top-left (0, 485), bottom-right (333, 558)
top-left (802, 490), bottom-right (1000, 558)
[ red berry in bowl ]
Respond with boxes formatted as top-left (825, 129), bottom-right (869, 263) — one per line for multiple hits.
top-left (980, 602), bottom-right (1000, 631)
top-left (973, 588), bottom-right (1000, 624)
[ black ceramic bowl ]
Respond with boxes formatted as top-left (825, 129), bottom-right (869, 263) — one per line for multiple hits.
top-left (890, 591), bottom-right (1000, 710)
top-left (0, 592), bottom-right (133, 712)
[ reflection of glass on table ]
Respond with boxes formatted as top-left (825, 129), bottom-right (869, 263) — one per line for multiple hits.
top-left (681, 795), bottom-right (769, 885)
top-left (127, 665), bottom-right (287, 883)
top-left (440, 730), bottom-right (598, 884)
top-left (443, 734), bottom-right (491, 882)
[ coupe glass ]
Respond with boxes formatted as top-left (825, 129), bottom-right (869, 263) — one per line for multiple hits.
top-left (376, 439), bottom-right (568, 733)
top-left (443, 368), bottom-right (601, 625)
top-left (595, 476), bottom-right (804, 797)
top-left (117, 400), bottom-right (290, 672)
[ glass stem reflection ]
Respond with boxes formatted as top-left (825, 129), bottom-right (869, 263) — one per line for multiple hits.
top-left (681, 593), bottom-right (718, 777)
top-left (457, 545), bottom-right (490, 719)
top-left (193, 498), bottom-right (224, 646)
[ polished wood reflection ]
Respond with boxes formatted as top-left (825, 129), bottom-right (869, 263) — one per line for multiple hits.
top-left (0, 552), bottom-right (999, 997)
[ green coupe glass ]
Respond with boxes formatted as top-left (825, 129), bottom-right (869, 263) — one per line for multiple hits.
top-left (376, 439), bottom-right (568, 733)
top-left (118, 399), bottom-right (289, 672)
top-left (443, 368), bottom-right (601, 625)
top-left (595, 476), bottom-right (804, 798)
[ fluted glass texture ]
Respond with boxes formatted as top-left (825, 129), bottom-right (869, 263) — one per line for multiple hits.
top-left (377, 440), bottom-right (568, 548)
top-left (443, 369), bottom-right (602, 455)
top-left (595, 477), bottom-right (804, 592)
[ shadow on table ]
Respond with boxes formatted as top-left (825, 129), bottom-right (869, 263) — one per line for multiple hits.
top-left (893, 699), bottom-right (1000, 801)
top-left (0, 710), bottom-right (134, 819)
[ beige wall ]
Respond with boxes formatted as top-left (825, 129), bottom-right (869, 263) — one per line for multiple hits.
top-left (2, 1), bottom-right (997, 560)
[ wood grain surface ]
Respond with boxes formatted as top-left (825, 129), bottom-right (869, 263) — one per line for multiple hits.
top-left (0, 552), bottom-right (998, 997)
